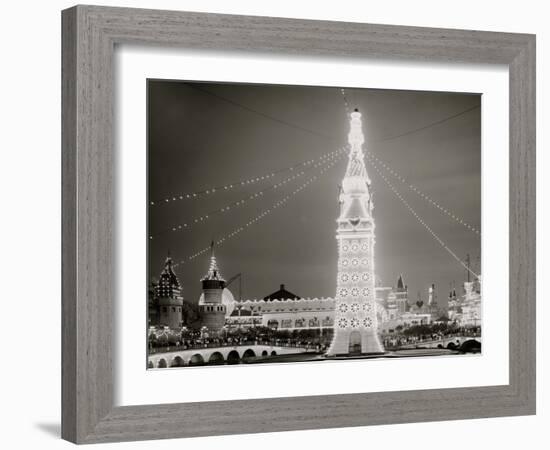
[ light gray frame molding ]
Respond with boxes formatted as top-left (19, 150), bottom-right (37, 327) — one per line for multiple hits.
top-left (62, 5), bottom-right (536, 444)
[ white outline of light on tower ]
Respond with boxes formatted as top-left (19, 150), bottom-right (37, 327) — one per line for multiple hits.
top-left (327, 109), bottom-right (384, 356)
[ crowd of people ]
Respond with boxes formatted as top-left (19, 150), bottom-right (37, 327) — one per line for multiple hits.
top-left (149, 322), bottom-right (480, 354)
top-left (149, 325), bottom-right (334, 354)
top-left (382, 323), bottom-right (481, 349)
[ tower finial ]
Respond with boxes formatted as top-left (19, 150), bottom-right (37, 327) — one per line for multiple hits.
top-left (164, 252), bottom-right (173, 268)
top-left (202, 241), bottom-right (225, 282)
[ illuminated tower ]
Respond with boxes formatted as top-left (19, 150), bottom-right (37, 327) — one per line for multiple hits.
top-left (327, 109), bottom-right (384, 355)
top-left (154, 256), bottom-right (184, 329)
top-left (199, 245), bottom-right (227, 332)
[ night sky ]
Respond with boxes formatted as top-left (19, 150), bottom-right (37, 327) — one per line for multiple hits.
top-left (148, 81), bottom-right (481, 309)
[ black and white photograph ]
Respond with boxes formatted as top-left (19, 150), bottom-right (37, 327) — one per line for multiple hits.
top-left (147, 81), bottom-right (482, 368)
top-left (1, 0), bottom-right (543, 447)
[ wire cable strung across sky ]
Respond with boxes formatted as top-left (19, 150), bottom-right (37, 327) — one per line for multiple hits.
top-left (189, 83), bottom-right (480, 146)
top-left (149, 148), bottom-right (346, 239)
top-left (150, 148), bottom-right (345, 206)
top-left (186, 84), bottom-right (335, 141)
top-left (364, 151), bottom-right (481, 236)
top-left (367, 157), bottom-right (479, 279)
top-left (157, 86), bottom-right (480, 271)
top-left (172, 151), bottom-right (346, 268)
top-left (369, 104), bottom-right (480, 143)
top-left (149, 101), bottom-right (478, 209)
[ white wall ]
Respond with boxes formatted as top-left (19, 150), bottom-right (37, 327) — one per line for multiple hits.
top-left (0, 1), bottom-right (546, 448)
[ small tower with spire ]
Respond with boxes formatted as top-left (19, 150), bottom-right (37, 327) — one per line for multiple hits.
top-left (428, 283), bottom-right (436, 306)
top-left (447, 282), bottom-right (461, 323)
top-left (427, 282), bottom-right (440, 320)
top-left (153, 256), bottom-right (184, 329)
top-left (395, 274), bottom-right (409, 314)
top-left (199, 242), bottom-right (227, 332)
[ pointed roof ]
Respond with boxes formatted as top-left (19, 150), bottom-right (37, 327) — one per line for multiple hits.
top-left (396, 274), bottom-right (406, 291)
top-left (339, 109), bottom-right (374, 222)
top-left (263, 284), bottom-right (301, 301)
top-left (155, 256), bottom-right (181, 298)
top-left (201, 243), bottom-right (225, 282)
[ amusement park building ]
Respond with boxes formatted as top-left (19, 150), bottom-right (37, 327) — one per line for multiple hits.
top-left (223, 276), bottom-right (439, 334)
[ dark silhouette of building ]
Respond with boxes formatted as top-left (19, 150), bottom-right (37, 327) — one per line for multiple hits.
top-left (263, 284), bottom-right (301, 301)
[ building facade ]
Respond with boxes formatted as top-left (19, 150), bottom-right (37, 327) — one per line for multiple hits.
top-left (224, 281), bottom-right (433, 334)
top-left (448, 278), bottom-right (482, 327)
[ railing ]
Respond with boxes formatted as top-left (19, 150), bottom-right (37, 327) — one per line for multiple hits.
top-left (149, 339), bottom-right (315, 354)
top-left (382, 332), bottom-right (481, 349)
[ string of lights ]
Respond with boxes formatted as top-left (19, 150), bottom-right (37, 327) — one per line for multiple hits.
top-left (149, 147), bottom-right (345, 206)
top-left (364, 151), bottom-right (481, 235)
top-left (367, 157), bottom-right (479, 279)
top-left (149, 149), bottom-right (345, 239)
top-left (172, 151), bottom-right (346, 268)
top-left (340, 88), bottom-right (351, 114)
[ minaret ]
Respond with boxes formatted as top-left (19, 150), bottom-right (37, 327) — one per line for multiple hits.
top-left (327, 109), bottom-right (384, 355)
top-left (198, 243), bottom-right (227, 332)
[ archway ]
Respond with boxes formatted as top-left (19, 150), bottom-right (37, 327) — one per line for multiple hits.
top-left (270, 350), bottom-right (277, 356)
top-left (158, 358), bottom-right (167, 368)
top-left (189, 354), bottom-right (205, 366)
top-left (242, 349), bottom-right (256, 362)
top-left (147, 361), bottom-right (154, 369)
top-left (261, 350), bottom-right (268, 357)
top-left (208, 352), bottom-right (224, 365)
top-left (349, 331), bottom-right (362, 354)
top-left (227, 350), bottom-right (240, 365)
top-left (170, 356), bottom-right (184, 367)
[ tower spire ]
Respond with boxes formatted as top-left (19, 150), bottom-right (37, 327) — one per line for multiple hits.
top-left (338, 109), bottom-right (373, 222)
top-left (397, 274), bottom-right (405, 291)
top-left (202, 241), bottom-right (224, 282)
top-left (156, 253), bottom-right (181, 299)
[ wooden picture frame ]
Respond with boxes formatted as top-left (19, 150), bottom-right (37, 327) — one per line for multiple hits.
top-left (62, 5), bottom-right (536, 444)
